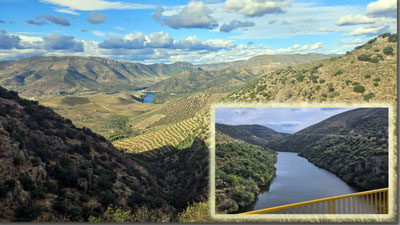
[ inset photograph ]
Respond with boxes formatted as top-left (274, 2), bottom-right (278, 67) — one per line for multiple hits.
top-left (213, 107), bottom-right (389, 215)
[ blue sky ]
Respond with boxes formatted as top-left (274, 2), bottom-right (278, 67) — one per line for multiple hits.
top-left (0, 0), bottom-right (396, 63)
top-left (215, 107), bottom-right (354, 133)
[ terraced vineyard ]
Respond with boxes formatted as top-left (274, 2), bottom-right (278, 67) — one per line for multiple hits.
top-left (114, 112), bottom-right (210, 153)
top-left (129, 93), bottom-right (224, 130)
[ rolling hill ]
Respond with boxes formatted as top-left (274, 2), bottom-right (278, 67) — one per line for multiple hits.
top-left (0, 56), bottom-right (200, 97)
top-left (216, 123), bottom-right (287, 147)
top-left (268, 108), bottom-right (388, 190)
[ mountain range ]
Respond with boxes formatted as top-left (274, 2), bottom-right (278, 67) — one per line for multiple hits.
top-left (0, 53), bottom-right (337, 98)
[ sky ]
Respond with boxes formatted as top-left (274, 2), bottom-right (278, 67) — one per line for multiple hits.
top-left (0, 0), bottom-right (397, 64)
top-left (215, 107), bottom-right (354, 133)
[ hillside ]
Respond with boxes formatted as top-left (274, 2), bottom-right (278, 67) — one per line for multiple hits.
top-left (147, 53), bottom-right (337, 102)
top-left (216, 123), bottom-right (286, 147)
top-left (0, 85), bottom-right (209, 222)
top-left (268, 108), bottom-right (388, 190)
top-left (215, 141), bottom-right (277, 213)
top-left (0, 56), bottom-right (200, 97)
top-left (227, 33), bottom-right (397, 104)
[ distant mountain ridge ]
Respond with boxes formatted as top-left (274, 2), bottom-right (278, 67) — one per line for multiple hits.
top-left (0, 56), bottom-right (200, 97)
top-left (147, 53), bottom-right (338, 100)
top-left (215, 123), bottom-right (287, 147)
top-left (200, 53), bottom-right (339, 71)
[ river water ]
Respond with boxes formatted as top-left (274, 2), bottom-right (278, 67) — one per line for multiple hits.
top-left (142, 93), bottom-right (155, 103)
top-left (237, 152), bottom-right (359, 212)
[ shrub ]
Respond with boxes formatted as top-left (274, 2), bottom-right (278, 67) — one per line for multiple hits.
top-left (363, 92), bottom-right (375, 101)
top-left (79, 194), bottom-right (91, 202)
top-left (374, 48), bottom-right (380, 52)
top-left (295, 73), bottom-right (304, 82)
top-left (44, 181), bottom-right (59, 194)
top-left (13, 157), bottom-right (23, 166)
top-left (0, 183), bottom-right (9, 198)
top-left (357, 54), bottom-right (371, 61)
top-left (18, 174), bottom-right (35, 191)
top-left (352, 82), bottom-right (360, 86)
top-left (32, 182), bottom-right (48, 199)
top-left (370, 57), bottom-right (379, 63)
top-left (178, 202), bottom-right (211, 222)
top-left (31, 157), bottom-right (41, 167)
top-left (364, 74), bottom-right (371, 79)
top-left (345, 80), bottom-right (352, 85)
top-left (52, 198), bottom-right (68, 214)
top-left (364, 44), bottom-right (372, 49)
top-left (367, 38), bottom-right (376, 44)
top-left (319, 79), bottom-right (326, 84)
top-left (383, 46), bottom-right (394, 55)
top-left (89, 205), bottom-right (136, 222)
top-left (353, 85), bottom-right (366, 94)
top-left (388, 34), bottom-right (397, 43)
top-left (373, 78), bottom-right (381, 82)
top-left (333, 71), bottom-right (343, 76)
top-left (329, 91), bottom-right (340, 98)
top-left (374, 83), bottom-right (379, 87)
top-left (15, 205), bottom-right (42, 222)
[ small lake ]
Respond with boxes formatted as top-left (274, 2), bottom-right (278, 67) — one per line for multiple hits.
top-left (142, 93), bottom-right (155, 103)
top-left (237, 152), bottom-right (358, 212)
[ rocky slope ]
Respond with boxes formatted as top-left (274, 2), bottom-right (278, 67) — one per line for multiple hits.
top-left (0, 85), bottom-right (208, 222)
top-left (268, 108), bottom-right (388, 190)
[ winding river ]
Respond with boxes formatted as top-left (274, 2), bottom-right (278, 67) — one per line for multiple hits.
top-left (237, 152), bottom-right (359, 212)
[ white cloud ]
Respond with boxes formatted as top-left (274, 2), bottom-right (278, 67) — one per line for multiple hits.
top-left (98, 32), bottom-right (233, 51)
top-left (92, 30), bottom-right (106, 37)
top-left (146, 31), bottom-right (174, 48)
top-left (87, 12), bottom-right (108, 25)
top-left (39, 0), bottom-right (154, 14)
top-left (336, 14), bottom-right (376, 26)
top-left (366, 0), bottom-right (397, 18)
top-left (54, 8), bottom-right (79, 15)
top-left (334, 38), bottom-right (365, 45)
top-left (215, 2), bottom-right (363, 39)
top-left (162, 0), bottom-right (218, 29)
top-left (219, 20), bottom-right (255, 32)
top-left (346, 25), bottom-right (389, 36)
top-left (336, 0), bottom-right (396, 37)
top-left (224, 0), bottom-right (291, 17)
top-left (277, 42), bottom-right (323, 53)
top-left (316, 27), bottom-right (336, 32)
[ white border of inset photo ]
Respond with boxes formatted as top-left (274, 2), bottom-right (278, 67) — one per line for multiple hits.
top-left (209, 102), bottom-right (397, 223)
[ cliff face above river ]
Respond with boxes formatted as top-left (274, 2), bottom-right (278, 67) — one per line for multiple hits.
top-left (268, 108), bottom-right (388, 191)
